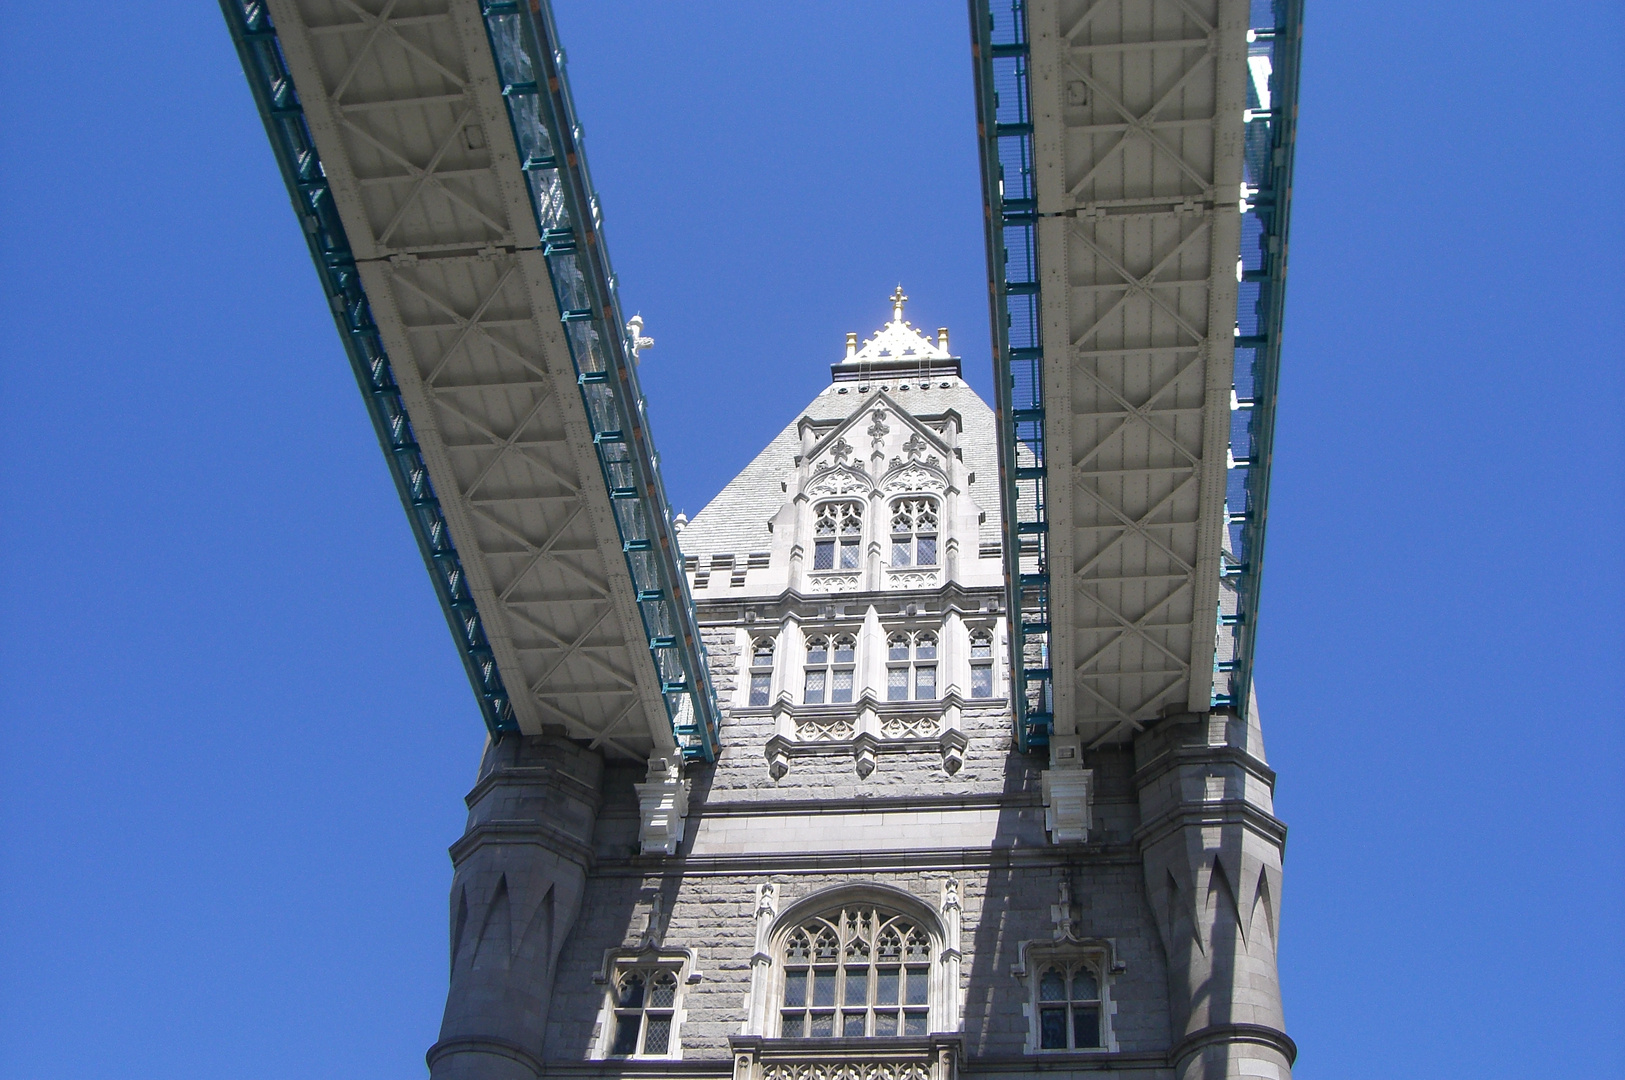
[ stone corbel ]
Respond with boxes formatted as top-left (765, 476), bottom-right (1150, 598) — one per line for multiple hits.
top-left (1040, 735), bottom-right (1094, 844)
top-left (938, 727), bottom-right (967, 776)
top-left (634, 756), bottom-right (691, 856)
top-left (852, 731), bottom-right (879, 778)
top-left (765, 734), bottom-right (791, 781)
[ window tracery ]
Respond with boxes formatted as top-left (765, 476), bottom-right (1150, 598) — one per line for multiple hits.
top-left (804, 634), bottom-right (856, 705)
top-left (1034, 962), bottom-right (1103, 1050)
top-left (969, 630), bottom-right (995, 699)
top-left (607, 965), bottom-right (680, 1056)
top-left (778, 905), bottom-right (932, 1038)
top-left (749, 637), bottom-right (776, 706)
top-left (813, 501), bottom-right (863, 571)
top-left (889, 498), bottom-right (938, 568)
top-left (886, 630), bottom-right (937, 701)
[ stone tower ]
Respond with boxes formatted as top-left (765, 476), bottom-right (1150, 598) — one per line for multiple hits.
top-left (428, 294), bottom-right (1294, 1080)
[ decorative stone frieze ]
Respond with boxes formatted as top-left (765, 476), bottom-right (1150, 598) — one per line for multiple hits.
top-left (729, 1036), bottom-right (961, 1080)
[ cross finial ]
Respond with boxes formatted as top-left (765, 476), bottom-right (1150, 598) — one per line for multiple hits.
top-left (889, 285), bottom-right (908, 322)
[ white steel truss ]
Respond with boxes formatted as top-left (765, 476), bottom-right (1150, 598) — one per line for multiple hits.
top-left (266, 0), bottom-right (672, 760)
top-left (1030, 0), bottom-right (1247, 745)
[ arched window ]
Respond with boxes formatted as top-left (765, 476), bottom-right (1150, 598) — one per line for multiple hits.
top-left (889, 498), bottom-right (939, 567)
top-left (804, 634), bottom-right (857, 704)
top-left (886, 630), bottom-right (937, 701)
top-left (1035, 962), bottom-right (1102, 1050)
top-left (779, 905), bottom-right (932, 1038)
top-left (749, 637), bottom-right (775, 706)
top-left (969, 629), bottom-right (995, 699)
top-left (609, 966), bottom-right (680, 1055)
top-left (813, 502), bottom-right (864, 571)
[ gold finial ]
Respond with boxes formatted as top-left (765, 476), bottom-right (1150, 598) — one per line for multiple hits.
top-left (889, 285), bottom-right (908, 322)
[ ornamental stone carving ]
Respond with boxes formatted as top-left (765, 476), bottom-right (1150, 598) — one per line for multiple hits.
top-left (806, 573), bottom-right (861, 593)
top-left (807, 465), bottom-right (871, 498)
top-left (881, 463), bottom-right (945, 494)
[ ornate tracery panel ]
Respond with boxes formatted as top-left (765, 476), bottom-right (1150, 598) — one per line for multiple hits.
top-left (778, 906), bottom-right (932, 1038)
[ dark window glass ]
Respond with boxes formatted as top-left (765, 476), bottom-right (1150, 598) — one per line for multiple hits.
top-left (915, 665), bottom-right (936, 700)
top-left (783, 970), bottom-right (807, 1008)
top-left (971, 664), bottom-right (993, 698)
top-left (831, 669), bottom-right (853, 703)
top-left (1072, 1006), bottom-right (1101, 1049)
top-left (810, 1013), bottom-right (834, 1037)
top-left (612, 1015), bottom-right (641, 1055)
top-left (844, 968), bottom-right (869, 1005)
top-left (804, 670), bottom-right (826, 704)
top-left (814, 540), bottom-right (834, 570)
top-left (888, 668), bottom-right (908, 701)
top-left (1039, 1007), bottom-right (1067, 1049)
top-left (839, 538), bottom-right (860, 569)
top-left (905, 968), bottom-right (929, 1006)
top-left (903, 1012), bottom-right (928, 1036)
top-left (843, 1012), bottom-right (866, 1037)
top-left (812, 970), bottom-right (836, 1008)
top-left (643, 1016), bottom-right (671, 1054)
top-left (781, 1014), bottom-right (804, 1038)
top-left (749, 672), bottom-right (770, 706)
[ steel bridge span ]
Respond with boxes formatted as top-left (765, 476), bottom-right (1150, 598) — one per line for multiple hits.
top-left (222, 0), bottom-right (1300, 818)
top-left (971, 0), bottom-right (1302, 755)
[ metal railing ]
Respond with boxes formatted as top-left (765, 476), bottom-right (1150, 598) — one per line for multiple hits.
top-left (971, 0), bottom-right (1052, 752)
top-left (221, 0), bottom-right (721, 758)
top-left (1214, 0), bottom-right (1303, 716)
top-left (221, 0), bottom-right (519, 737)
top-left (480, 1), bottom-right (720, 760)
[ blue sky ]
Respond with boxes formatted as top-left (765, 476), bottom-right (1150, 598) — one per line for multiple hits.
top-left (2, 3), bottom-right (1621, 1078)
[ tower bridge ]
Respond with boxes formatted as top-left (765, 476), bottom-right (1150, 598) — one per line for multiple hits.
top-left (223, 2), bottom-right (1303, 1078)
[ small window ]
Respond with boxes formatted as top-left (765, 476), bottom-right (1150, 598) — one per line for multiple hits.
top-left (886, 629), bottom-right (939, 702)
top-left (890, 498), bottom-right (939, 568)
top-left (609, 966), bottom-right (680, 1056)
top-left (970, 630), bottom-right (995, 699)
top-left (749, 637), bottom-right (775, 707)
top-left (1035, 962), bottom-right (1103, 1051)
top-left (804, 633), bottom-right (857, 705)
top-left (814, 502), bottom-right (864, 571)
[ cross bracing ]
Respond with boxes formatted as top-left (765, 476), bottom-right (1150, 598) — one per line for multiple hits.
top-left (972, 0), bottom-right (1301, 749)
top-left (222, 0), bottom-right (719, 761)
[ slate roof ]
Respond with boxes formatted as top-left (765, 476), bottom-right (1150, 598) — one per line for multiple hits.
top-left (678, 373), bottom-right (1004, 562)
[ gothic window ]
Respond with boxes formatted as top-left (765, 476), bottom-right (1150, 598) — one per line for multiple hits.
top-left (1033, 962), bottom-right (1104, 1051)
top-left (889, 498), bottom-right (938, 568)
top-left (813, 501), bottom-right (864, 571)
top-left (969, 630), bottom-right (995, 699)
top-left (779, 906), bottom-right (932, 1038)
top-left (886, 630), bottom-right (937, 701)
top-left (804, 634), bottom-right (857, 705)
top-left (749, 637), bottom-right (775, 707)
top-left (607, 965), bottom-right (681, 1056)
